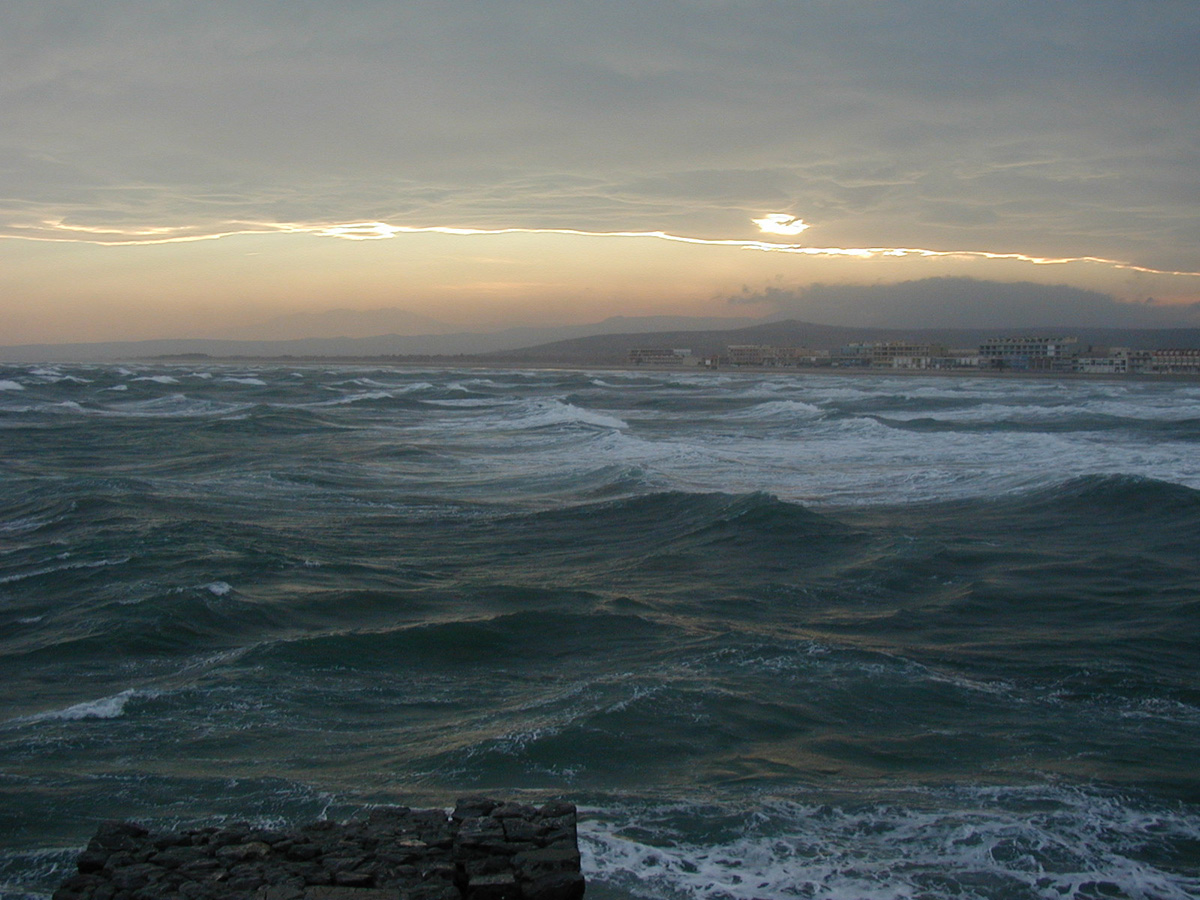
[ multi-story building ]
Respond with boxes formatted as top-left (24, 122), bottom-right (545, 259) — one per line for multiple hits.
top-left (726, 345), bottom-right (774, 366)
top-left (726, 345), bottom-right (829, 367)
top-left (1143, 349), bottom-right (1200, 375)
top-left (772, 346), bottom-right (830, 366)
top-left (979, 337), bottom-right (1079, 371)
top-left (628, 347), bottom-right (696, 366)
top-left (1074, 348), bottom-right (1200, 376)
top-left (1075, 351), bottom-right (1129, 375)
top-left (868, 341), bottom-right (949, 368)
top-left (831, 343), bottom-right (873, 367)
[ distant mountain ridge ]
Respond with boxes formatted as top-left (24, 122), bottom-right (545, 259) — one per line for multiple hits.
top-left (3, 316), bottom-right (1198, 364)
top-left (0, 315), bottom-right (758, 362)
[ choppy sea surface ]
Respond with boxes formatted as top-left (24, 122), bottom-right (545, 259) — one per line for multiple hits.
top-left (2, 363), bottom-right (1199, 900)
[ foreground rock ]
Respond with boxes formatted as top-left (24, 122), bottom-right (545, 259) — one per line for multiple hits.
top-left (54, 798), bottom-right (584, 900)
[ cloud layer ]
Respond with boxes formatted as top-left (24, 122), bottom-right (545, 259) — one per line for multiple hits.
top-left (1, 1), bottom-right (1198, 340)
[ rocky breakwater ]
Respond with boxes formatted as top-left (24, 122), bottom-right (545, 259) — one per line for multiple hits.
top-left (53, 798), bottom-right (584, 900)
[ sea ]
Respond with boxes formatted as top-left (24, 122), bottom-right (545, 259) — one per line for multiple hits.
top-left (1, 362), bottom-right (1199, 900)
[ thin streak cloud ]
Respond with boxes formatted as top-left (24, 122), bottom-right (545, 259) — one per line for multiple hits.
top-left (5, 216), bottom-right (1199, 283)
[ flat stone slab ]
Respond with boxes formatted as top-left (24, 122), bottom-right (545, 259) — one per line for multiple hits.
top-left (54, 798), bottom-right (584, 900)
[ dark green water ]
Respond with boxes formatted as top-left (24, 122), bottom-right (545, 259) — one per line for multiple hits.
top-left (2, 364), bottom-right (1198, 899)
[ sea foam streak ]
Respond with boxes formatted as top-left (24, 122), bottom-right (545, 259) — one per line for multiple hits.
top-left (582, 790), bottom-right (1200, 900)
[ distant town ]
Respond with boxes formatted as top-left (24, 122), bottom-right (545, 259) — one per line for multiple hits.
top-left (629, 337), bottom-right (1200, 376)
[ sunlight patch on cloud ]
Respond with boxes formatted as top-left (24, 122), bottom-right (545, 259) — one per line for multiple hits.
top-left (752, 213), bottom-right (810, 236)
top-left (318, 222), bottom-right (406, 240)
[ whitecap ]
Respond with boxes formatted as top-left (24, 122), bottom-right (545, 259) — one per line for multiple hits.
top-left (203, 581), bottom-right (233, 596)
top-left (0, 380), bottom-right (25, 391)
top-left (222, 377), bottom-right (268, 386)
top-left (310, 390), bottom-right (397, 407)
top-left (132, 375), bottom-right (179, 384)
top-left (512, 400), bottom-right (628, 430)
top-left (103, 394), bottom-right (252, 418)
top-left (731, 399), bottom-right (824, 420)
top-left (17, 689), bottom-right (143, 724)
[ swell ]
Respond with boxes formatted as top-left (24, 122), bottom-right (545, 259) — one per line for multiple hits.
top-left (486, 491), bottom-right (862, 570)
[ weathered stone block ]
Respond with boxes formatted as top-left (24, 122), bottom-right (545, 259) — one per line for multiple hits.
top-left (492, 803), bottom-right (536, 820)
top-left (304, 888), bottom-right (400, 900)
top-left (513, 847), bottom-right (581, 883)
top-left (151, 846), bottom-right (208, 869)
top-left (76, 850), bottom-right (110, 873)
top-left (462, 856), bottom-right (512, 879)
top-left (452, 797), bottom-right (500, 821)
top-left (332, 870), bottom-right (374, 887)
top-left (465, 872), bottom-right (520, 900)
top-left (286, 843), bottom-right (321, 862)
top-left (501, 818), bottom-right (539, 844)
top-left (523, 872), bottom-right (585, 900)
top-left (217, 841), bottom-right (273, 863)
top-left (108, 863), bottom-right (162, 892)
top-left (89, 823), bottom-right (150, 853)
top-left (253, 885), bottom-right (305, 900)
top-left (62, 798), bottom-right (584, 900)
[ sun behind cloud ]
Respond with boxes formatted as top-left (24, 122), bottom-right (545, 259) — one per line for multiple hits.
top-left (752, 214), bottom-right (811, 237)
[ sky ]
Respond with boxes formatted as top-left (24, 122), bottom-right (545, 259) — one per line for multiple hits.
top-left (2, 1), bottom-right (1199, 344)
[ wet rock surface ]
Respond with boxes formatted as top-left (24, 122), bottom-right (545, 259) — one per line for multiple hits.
top-left (54, 798), bottom-right (584, 900)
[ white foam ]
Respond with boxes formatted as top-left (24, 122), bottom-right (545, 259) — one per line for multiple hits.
top-left (17, 689), bottom-right (143, 724)
top-left (731, 400), bottom-right (824, 421)
top-left (203, 581), bottom-right (233, 596)
top-left (103, 383), bottom-right (129, 391)
top-left (421, 398), bottom-right (510, 408)
top-left (222, 377), bottom-right (267, 386)
top-left (103, 394), bottom-right (252, 418)
top-left (308, 389), bottom-right (398, 407)
top-left (327, 379), bottom-right (433, 394)
top-left (581, 789), bottom-right (1200, 900)
top-left (516, 400), bottom-right (629, 430)
top-left (0, 513), bottom-right (59, 534)
top-left (132, 375), bottom-right (180, 384)
top-left (0, 380), bottom-right (25, 391)
top-left (591, 378), bottom-right (649, 389)
top-left (0, 556), bottom-right (130, 586)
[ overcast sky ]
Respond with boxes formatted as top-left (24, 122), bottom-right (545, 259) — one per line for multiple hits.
top-left (2, 1), bottom-right (1199, 343)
